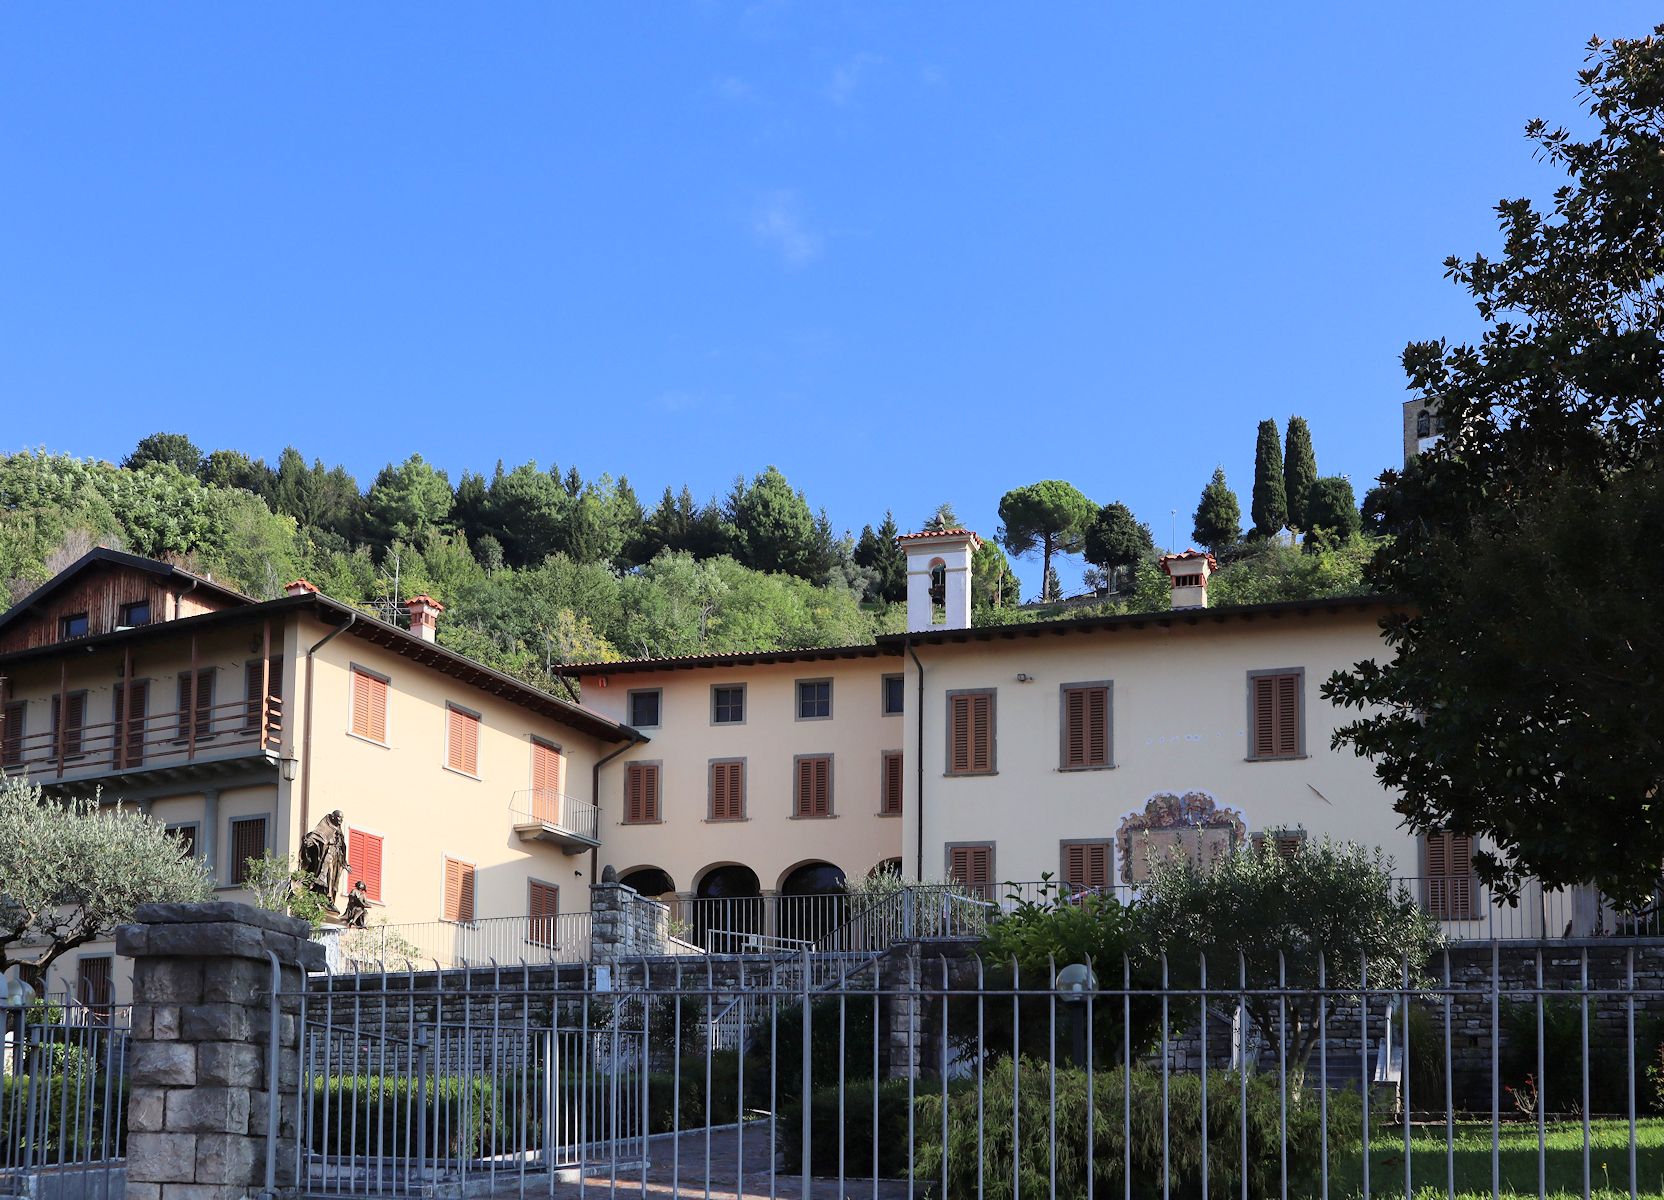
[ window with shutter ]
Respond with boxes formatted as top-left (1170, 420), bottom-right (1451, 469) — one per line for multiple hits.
top-left (350, 668), bottom-right (389, 743)
top-left (446, 705), bottom-right (481, 775)
top-left (880, 751), bottom-right (903, 816)
top-left (177, 669), bottom-right (215, 740)
top-left (624, 762), bottom-right (660, 824)
top-left (1247, 670), bottom-right (1303, 760)
top-left (1423, 831), bottom-right (1477, 920)
top-left (1251, 829), bottom-right (1307, 859)
top-left (347, 829), bottom-right (384, 902)
top-left (708, 760), bottom-right (746, 821)
top-left (531, 738), bottom-right (564, 823)
top-left (244, 658), bottom-right (283, 733)
top-left (443, 857), bottom-right (476, 923)
top-left (947, 843), bottom-right (995, 899)
top-left (946, 691), bottom-right (996, 775)
top-left (1060, 683), bottom-right (1112, 769)
top-left (794, 755), bottom-right (832, 818)
top-left (76, 957), bottom-right (113, 1017)
top-left (166, 823), bottom-right (198, 860)
top-left (229, 817), bottom-right (268, 886)
top-left (528, 880), bottom-right (560, 947)
top-left (52, 691), bottom-right (87, 757)
top-left (1060, 841), bottom-right (1112, 890)
top-left (2, 700), bottom-right (24, 767)
top-left (112, 682), bottom-right (146, 765)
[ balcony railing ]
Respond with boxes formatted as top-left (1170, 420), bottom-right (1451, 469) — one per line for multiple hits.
top-left (509, 789), bottom-right (600, 849)
top-left (316, 912), bottom-right (595, 972)
top-left (2, 696), bottom-right (284, 782)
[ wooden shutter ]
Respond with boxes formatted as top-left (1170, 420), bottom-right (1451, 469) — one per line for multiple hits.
top-left (1251, 672), bottom-right (1301, 758)
top-left (531, 739), bottom-right (563, 823)
top-left (444, 858), bottom-right (475, 923)
top-left (230, 817), bottom-right (267, 886)
top-left (76, 958), bottom-right (112, 1016)
top-left (528, 881), bottom-right (560, 947)
top-left (1062, 686), bottom-right (1110, 768)
top-left (1, 700), bottom-right (23, 766)
top-left (948, 844), bottom-right (994, 898)
top-left (351, 670), bottom-right (388, 742)
top-left (795, 756), bottom-right (831, 817)
top-left (178, 669), bottom-right (214, 739)
top-left (1424, 831), bottom-right (1475, 920)
top-left (949, 693), bottom-right (994, 775)
top-left (709, 761), bottom-right (745, 821)
top-left (625, 762), bottom-right (659, 823)
top-left (348, 829), bottom-right (384, 901)
top-left (245, 658), bottom-right (283, 733)
top-left (447, 707), bottom-right (480, 774)
top-left (52, 692), bottom-right (86, 757)
top-left (114, 682), bottom-right (146, 765)
top-left (881, 751), bottom-right (903, 815)
top-left (1061, 842), bottom-right (1111, 890)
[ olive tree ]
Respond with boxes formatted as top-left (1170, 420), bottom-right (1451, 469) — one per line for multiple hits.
top-left (0, 776), bottom-right (211, 975)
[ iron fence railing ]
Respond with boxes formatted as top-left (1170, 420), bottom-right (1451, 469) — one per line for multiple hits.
top-left (2, 694), bottom-right (283, 781)
top-left (318, 912), bottom-right (595, 972)
top-left (508, 789), bottom-right (600, 845)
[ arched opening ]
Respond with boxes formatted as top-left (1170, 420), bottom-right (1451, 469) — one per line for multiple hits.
top-left (928, 558), bottom-right (947, 608)
top-left (694, 864), bottom-right (762, 951)
top-left (1415, 409), bottom-right (1431, 439)
top-left (778, 861), bottom-right (847, 947)
top-left (619, 867), bottom-right (675, 900)
top-left (872, 857), bottom-right (903, 878)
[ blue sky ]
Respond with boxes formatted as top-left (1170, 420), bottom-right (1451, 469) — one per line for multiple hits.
top-left (2, 4), bottom-right (1655, 597)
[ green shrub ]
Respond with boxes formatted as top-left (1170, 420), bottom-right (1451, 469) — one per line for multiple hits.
top-left (742, 995), bottom-right (878, 1101)
top-left (1500, 998), bottom-right (1634, 1116)
top-left (308, 1075), bottom-right (499, 1158)
top-left (775, 1076), bottom-right (923, 1177)
top-left (1404, 1000), bottom-right (1448, 1115)
top-left (0, 1074), bottom-right (127, 1161)
top-left (910, 1057), bottom-right (1357, 1199)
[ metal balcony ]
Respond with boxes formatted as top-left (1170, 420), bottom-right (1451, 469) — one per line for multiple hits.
top-left (509, 788), bottom-right (601, 853)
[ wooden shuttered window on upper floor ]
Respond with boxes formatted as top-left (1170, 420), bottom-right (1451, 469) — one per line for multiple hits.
top-left (625, 762), bottom-right (660, 824)
top-left (229, 816), bottom-right (267, 887)
top-left (528, 880), bottom-right (560, 947)
top-left (794, 755), bottom-right (832, 818)
top-left (52, 692), bottom-right (87, 757)
top-left (1423, 831), bottom-right (1478, 921)
top-left (947, 843), bottom-right (995, 899)
top-left (351, 668), bottom-right (388, 743)
top-left (444, 857), bottom-right (476, 924)
top-left (177, 669), bottom-right (214, 740)
top-left (880, 750), bottom-right (903, 815)
top-left (348, 829), bottom-right (384, 902)
top-left (446, 705), bottom-right (480, 775)
top-left (1, 700), bottom-right (24, 766)
top-left (244, 658), bottom-right (283, 733)
top-left (1060, 684), bottom-right (1110, 769)
top-left (947, 692), bottom-right (994, 775)
top-left (113, 681), bottom-right (147, 765)
top-left (1249, 671), bottom-right (1302, 759)
top-left (709, 760), bottom-right (746, 821)
top-left (531, 739), bottom-right (564, 823)
top-left (1060, 841), bottom-right (1112, 891)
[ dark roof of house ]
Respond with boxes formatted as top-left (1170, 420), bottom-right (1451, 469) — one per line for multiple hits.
top-left (0, 548), bottom-right (254, 638)
top-left (557, 642), bottom-right (902, 677)
top-left (0, 579), bottom-right (640, 744)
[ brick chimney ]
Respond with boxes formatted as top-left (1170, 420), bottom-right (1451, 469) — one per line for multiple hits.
top-left (405, 595), bottom-right (445, 642)
top-left (1158, 550), bottom-right (1217, 610)
top-left (284, 579), bottom-right (319, 598)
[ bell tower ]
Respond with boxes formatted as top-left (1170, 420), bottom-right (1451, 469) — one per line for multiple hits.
top-left (898, 529), bottom-right (981, 632)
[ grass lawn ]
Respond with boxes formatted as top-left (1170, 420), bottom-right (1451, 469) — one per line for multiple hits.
top-left (1323, 1117), bottom-right (1664, 1198)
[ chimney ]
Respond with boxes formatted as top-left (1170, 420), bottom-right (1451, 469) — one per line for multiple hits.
top-left (284, 579), bottom-right (319, 598)
top-left (1158, 550), bottom-right (1217, 610)
top-left (897, 529), bottom-right (981, 633)
top-left (404, 595), bottom-right (445, 642)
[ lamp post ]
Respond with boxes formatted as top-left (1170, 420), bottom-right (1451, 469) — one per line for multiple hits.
top-left (1056, 961), bottom-right (1098, 1067)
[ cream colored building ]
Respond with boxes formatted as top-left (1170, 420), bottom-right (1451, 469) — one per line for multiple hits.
top-left (0, 550), bottom-right (641, 1004)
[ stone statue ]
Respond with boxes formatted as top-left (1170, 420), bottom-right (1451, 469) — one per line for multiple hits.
top-left (299, 810), bottom-right (350, 913)
top-left (342, 880), bottom-right (370, 929)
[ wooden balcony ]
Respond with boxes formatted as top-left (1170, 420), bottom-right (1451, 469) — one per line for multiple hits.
top-left (509, 788), bottom-right (601, 854)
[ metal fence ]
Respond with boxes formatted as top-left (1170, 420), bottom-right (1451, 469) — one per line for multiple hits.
top-left (316, 913), bottom-right (596, 972)
top-left (277, 944), bottom-right (1664, 1200)
top-left (0, 997), bottom-right (130, 1200)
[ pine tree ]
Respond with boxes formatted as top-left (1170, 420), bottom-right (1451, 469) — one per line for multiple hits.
top-left (1282, 416), bottom-right (1318, 530)
top-left (1192, 466), bottom-right (1242, 553)
top-left (1250, 419), bottom-right (1288, 538)
top-left (1043, 565), bottom-right (1062, 604)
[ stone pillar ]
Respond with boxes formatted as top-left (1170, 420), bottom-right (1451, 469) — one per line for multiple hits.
top-left (117, 901), bottom-right (324, 1200)
top-left (590, 878), bottom-right (672, 965)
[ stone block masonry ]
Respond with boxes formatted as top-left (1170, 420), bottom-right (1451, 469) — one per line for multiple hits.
top-left (116, 901), bottom-right (324, 1200)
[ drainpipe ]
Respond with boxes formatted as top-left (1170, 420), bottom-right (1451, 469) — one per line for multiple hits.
top-left (590, 732), bottom-right (647, 885)
top-left (300, 611), bottom-right (356, 838)
top-left (908, 639), bottom-right (926, 881)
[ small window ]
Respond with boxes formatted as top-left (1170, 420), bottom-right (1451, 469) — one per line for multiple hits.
top-left (446, 704), bottom-right (481, 775)
top-left (1060, 841), bottom-right (1113, 891)
top-left (229, 816), bottom-right (268, 886)
top-left (1247, 670), bottom-right (1303, 760)
top-left (1416, 409), bottom-right (1432, 438)
top-left (1252, 828), bottom-right (1307, 859)
top-left (880, 750), bottom-right (903, 816)
top-left (443, 857), bottom-right (475, 924)
top-left (708, 759), bottom-right (746, 821)
top-left (881, 674), bottom-right (904, 716)
top-left (350, 667), bottom-right (389, 743)
top-left (1423, 830), bottom-right (1478, 920)
top-left (796, 679), bottom-right (832, 720)
top-left (711, 684), bottom-right (745, 725)
top-left (76, 957), bottom-right (113, 1017)
top-left (1060, 683), bottom-right (1112, 769)
top-left (59, 613), bottom-right (89, 640)
top-left (628, 689), bottom-right (662, 728)
top-left (1171, 573), bottom-right (1203, 588)
top-left (528, 880), bottom-right (560, 947)
top-left (165, 822), bottom-right (199, 860)
top-left (2, 700), bottom-right (25, 767)
top-left (119, 601), bottom-right (151, 628)
top-left (348, 829), bottom-right (384, 902)
top-left (946, 690), bottom-right (996, 775)
top-left (947, 843), bottom-right (995, 899)
top-left (624, 762), bottom-right (661, 823)
top-left (794, 754), bottom-right (833, 818)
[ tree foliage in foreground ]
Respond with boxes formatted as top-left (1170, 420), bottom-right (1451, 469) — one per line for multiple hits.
top-left (1326, 29), bottom-right (1664, 902)
top-left (0, 776), bottom-right (211, 974)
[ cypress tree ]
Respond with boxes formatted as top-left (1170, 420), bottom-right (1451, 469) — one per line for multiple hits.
top-left (1191, 466), bottom-right (1242, 553)
top-left (1282, 416), bottom-right (1318, 530)
top-left (1250, 419), bottom-right (1288, 538)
